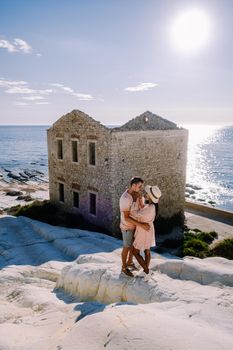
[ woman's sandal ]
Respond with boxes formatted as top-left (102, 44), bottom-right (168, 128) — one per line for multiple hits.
top-left (127, 263), bottom-right (138, 271)
top-left (121, 267), bottom-right (134, 277)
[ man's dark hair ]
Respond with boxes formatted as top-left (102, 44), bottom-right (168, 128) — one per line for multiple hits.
top-left (130, 176), bottom-right (144, 186)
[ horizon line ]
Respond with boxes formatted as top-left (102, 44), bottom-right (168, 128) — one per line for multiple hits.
top-left (0, 122), bottom-right (233, 127)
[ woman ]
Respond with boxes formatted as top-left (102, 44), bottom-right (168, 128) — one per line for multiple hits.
top-left (130, 185), bottom-right (161, 279)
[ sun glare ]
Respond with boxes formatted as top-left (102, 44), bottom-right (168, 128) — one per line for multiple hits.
top-left (171, 8), bottom-right (211, 53)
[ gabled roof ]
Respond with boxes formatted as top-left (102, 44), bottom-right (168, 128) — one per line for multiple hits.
top-left (112, 111), bottom-right (180, 131)
top-left (48, 109), bottom-right (108, 131)
top-left (48, 109), bottom-right (180, 132)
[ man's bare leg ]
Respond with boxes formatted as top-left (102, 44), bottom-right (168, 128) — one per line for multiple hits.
top-left (132, 247), bottom-right (149, 273)
top-left (126, 247), bottom-right (134, 266)
top-left (121, 247), bottom-right (130, 268)
top-left (121, 247), bottom-right (134, 277)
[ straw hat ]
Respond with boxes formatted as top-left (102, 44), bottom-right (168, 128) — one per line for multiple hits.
top-left (145, 185), bottom-right (162, 203)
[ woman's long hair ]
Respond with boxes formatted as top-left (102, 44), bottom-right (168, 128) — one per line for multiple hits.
top-left (153, 203), bottom-right (159, 220)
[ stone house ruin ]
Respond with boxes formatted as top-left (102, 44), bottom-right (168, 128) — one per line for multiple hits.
top-left (47, 109), bottom-right (188, 235)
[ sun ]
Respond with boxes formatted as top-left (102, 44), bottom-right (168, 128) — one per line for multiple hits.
top-left (171, 8), bottom-right (211, 53)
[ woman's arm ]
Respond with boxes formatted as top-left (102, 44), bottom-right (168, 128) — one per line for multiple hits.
top-left (130, 202), bottom-right (155, 223)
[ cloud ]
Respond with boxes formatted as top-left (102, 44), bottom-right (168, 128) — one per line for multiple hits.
top-left (0, 40), bottom-right (16, 52)
top-left (21, 96), bottom-right (45, 101)
top-left (72, 92), bottom-right (93, 100)
top-left (35, 102), bottom-right (51, 105)
top-left (0, 37), bottom-right (32, 54)
top-left (0, 78), bottom-right (53, 106)
top-left (1, 78), bottom-right (93, 105)
top-left (14, 100), bottom-right (51, 107)
top-left (6, 86), bottom-right (53, 95)
top-left (125, 82), bottom-right (158, 92)
top-left (0, 79), bottom-right (28, 87)
top-left (50, 83), bottom-right (93, 100)
top-left (0, 80), bottom-right (54, 95)
top-left (63, 86), bottom-right (74, 93)
top-left (6, 86), bottom-right (39, 94)
top-left (13, 38), bottom-right (32, 53)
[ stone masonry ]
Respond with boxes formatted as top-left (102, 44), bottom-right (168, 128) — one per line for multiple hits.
top-left (47, 110), bottom-right (188, 235)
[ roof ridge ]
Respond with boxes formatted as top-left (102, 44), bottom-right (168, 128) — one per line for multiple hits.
top-left (112, 111), bottom-right (179, 131)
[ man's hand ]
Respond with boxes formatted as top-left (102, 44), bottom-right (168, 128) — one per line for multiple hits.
top-left (131, 191), bottom-right (139, 202)
top-left (138, 222), bottom-right (150, 231)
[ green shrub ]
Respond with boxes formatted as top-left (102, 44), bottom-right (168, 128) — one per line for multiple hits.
top-left (183, 247), bottom-right (207, 258)
top-left (184, 230), bottom-right (195, 239)
top-left (196, 231), bottom-right (218, 244)
top-left (209, 231), bottom-right (218, 239)
top-left (183, 247), bottom-right (196, 256)
top-left (180, 233), bottom-right (211, 258)
top-left (5, 204), bottom-right (21, 215)
top-left (184, 237), bottom-right (209, 252)
top-left (13, 200), bottom-right (62, 225)
top-left (210, 239), bottom-right (233, 260)
top-left (9, 199), bottom-right (111, 235)
top-left (192, 228), bottom-right (202, 233)
top-left (183, 229), bottom-right (218, 243)
top-left (159, 226), bottom-right (231, 260)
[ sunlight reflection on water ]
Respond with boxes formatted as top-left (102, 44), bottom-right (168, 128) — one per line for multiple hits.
top-left (181, 124), bottom-right (233, 211)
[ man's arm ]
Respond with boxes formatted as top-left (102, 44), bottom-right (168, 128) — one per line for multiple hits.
top-left (123, 211), bottom-right (150, 231)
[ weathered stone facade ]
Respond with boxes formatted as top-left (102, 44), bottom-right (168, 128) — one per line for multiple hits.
top-left (47, 110), bottom-right (188, 235)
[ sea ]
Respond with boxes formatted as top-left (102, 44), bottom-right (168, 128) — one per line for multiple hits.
top-left (0, 124), bottom-right (233, 212)
top-left (0, 125), bottom-right (48, 178)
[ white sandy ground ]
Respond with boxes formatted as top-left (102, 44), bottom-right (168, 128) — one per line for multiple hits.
top-left (0, 216), bottom-right (233, 349)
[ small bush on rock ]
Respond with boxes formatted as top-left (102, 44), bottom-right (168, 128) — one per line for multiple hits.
top-left (183, 238), bottom-right (209, 257)
top-left (210, 239), bottom-right (233, 260)
top-left (196, 231), bottom-right (218, 244)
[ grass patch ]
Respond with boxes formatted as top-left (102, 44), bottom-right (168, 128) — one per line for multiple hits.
top-left (183, 237), bottom-right (209, 258)
top-left (181, 230), bottom-right (218, 258)
top-left (196, 231), bottom-right (218, 244)
top-left (161, 229), bottom-right (220, 259)
top-left (192, 228), bottom-right (202, 233)
top-left (9, 200), bottom-right (61, 225)
top-left (210, 239), bottom-right (233, 260)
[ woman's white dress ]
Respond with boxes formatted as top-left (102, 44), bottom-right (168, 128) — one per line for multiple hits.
top-left (130, 202), bottom-right (156, 250)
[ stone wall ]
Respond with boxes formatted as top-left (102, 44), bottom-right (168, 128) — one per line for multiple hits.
top-left (47, 111), bottom-right (113, 229)
top-left (109, 129), bottom-right (188, 233)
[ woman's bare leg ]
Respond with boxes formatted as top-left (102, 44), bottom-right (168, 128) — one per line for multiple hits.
top-left (144, 249), bottom-right (151, 269)
top-left (132, 247), bottom-right (149, 273)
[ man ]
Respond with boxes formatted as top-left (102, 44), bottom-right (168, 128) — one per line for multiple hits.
top-left (119, 177), bottom-right (150, 277)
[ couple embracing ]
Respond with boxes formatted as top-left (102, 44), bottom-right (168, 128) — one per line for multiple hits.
top-left (119, 177), bottom-right (161, 279)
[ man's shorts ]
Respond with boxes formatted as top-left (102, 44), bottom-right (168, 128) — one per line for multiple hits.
top-left (121, 229), bottom-right (134, 247)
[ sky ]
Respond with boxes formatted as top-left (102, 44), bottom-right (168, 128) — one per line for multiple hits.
top-left (0, 0), bottom-right (233, 126)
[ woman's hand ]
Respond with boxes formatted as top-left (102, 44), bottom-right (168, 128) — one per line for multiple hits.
top-left (138, 222), bottom-right (150, 231)
top-left (138, 195), bottom-right (145, 209)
